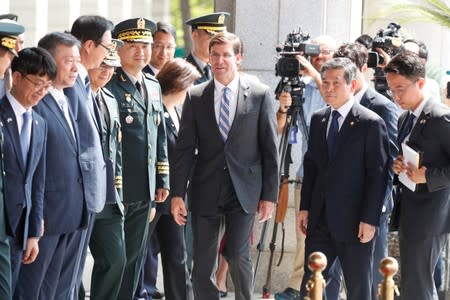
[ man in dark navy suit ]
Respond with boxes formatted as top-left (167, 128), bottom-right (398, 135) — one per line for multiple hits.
top-left (0, 47), bottom-right (55, 290)
top-left (386, 52), bottom-right (450, 300)
top-left (324, 42), bottom-right (400, 300)
top-left (0, 20), bottom-right (25, 299)
top-left (298, 57), bottom-right (389, 300)
top-left (15, 32), bottom-right (86, 300)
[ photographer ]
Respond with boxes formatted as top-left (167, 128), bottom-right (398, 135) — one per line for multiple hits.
top-left (274, 35), bottom-right (337, 300)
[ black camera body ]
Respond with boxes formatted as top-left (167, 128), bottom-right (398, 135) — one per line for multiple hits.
top-left (367, 22), bottom-right (403, 68)
top-left (275, 30), bottom-right (320, 78)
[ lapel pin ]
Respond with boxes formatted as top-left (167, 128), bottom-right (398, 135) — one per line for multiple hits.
top-left (125, 93), bottom-right (131, 102)
top-left (6, 118), bottom-right (12, 123)
top-left (163, 112), bottom-right (170, 119)
top-left (420, 119), bottom-right (426, 124)
top-left (350, 121), bottom-right (354, 126)
top-left (35, 120), bottom-right (38, 125)
top-left (120, 74), bottom-right (127, 82)
top-left (321, 117), bottom-right (326, 123)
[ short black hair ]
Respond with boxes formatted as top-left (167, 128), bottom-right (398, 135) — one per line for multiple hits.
top-left (384, 51), bottom-right (426, 80)
top-left (355, 34), bottom-right (373, 50)
top-left (403, 38), bottom-right (428, 61)
top-left (38, 32), bottom-right (80, 56)
top-left (154, 21), bottom-right (176, 40)
top-left (70, 15), bottom-right (114, 45)
top-left (11, 47), bottom-right (57, 80)
top-left (333, 42), bottom-right (368, 71)
top-left (321, 57), bottom-right (357, 84)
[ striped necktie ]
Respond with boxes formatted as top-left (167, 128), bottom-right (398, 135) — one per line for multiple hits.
top-left (218, 87), bottom-right (231, 142)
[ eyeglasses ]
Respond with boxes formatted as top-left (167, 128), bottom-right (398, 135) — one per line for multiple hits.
top-left (320, 49), bottom-right (334, 55)
top-left (98, 43), bottom-right (111, 52)
top-left (22, 75), bottom-right (52, 91)
top-left (152, 43), bottom-right (176, 51)
top-left (387, 80), bottom-right (417, 98)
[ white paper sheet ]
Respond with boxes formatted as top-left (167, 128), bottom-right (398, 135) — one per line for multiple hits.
top-left (399, 143), bottom-right (421, 191)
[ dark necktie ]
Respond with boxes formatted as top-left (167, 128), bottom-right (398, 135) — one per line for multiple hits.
top-left (20, 111), bottom-right (31, 164)
top-left (398, 112), bottom-right (415, 146)
top-left (327, 110), bottom-right (340, 157)
top-left (136, 81), bottom-right (143, 96)
top-left (204, 64), bottom-right (212, 80)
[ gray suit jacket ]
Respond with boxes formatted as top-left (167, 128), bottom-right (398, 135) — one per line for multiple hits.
top-left (398, 99), bottom-right (450, 238)
top-left (173, 75), bottom-right (279, 214)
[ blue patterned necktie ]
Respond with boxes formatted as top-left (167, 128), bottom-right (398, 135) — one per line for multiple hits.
top-left (20, 111), bottom-right (31, 164)
top-left (327, 110), bottom-right (340, 157)
top-left (398, 112), bottom-right (415, 146)
top-left (218, 87), bottom-right (231, 142)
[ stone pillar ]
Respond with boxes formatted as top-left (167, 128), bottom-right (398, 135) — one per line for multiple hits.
top-left (215, 0), bottom-right (361, 294)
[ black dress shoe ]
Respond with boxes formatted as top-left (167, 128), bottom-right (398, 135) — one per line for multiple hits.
top-left (219, 290), bottom-right (228, 298)
top-left (152, 289), bottom-right (165, 299)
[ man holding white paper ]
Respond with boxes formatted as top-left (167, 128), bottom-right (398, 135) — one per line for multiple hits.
top-left (385, 51), bottom-right (450, 300)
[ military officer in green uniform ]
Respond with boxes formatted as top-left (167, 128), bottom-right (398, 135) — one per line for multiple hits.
top-left (106, 18), bottom-right (169, 300)
top-left (87, 39), bottom-right (126, 300)
top-left (0, 20), bottom-right (25, 300)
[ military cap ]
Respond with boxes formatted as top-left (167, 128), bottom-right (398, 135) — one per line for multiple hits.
top-left (0, 14), bottom-right (18, 21)
top-left (0, 21), bottom-right (25, 57)
top-left (102, 39), bottom-right (123, 67)
top-left (113, 17), bottom-right (156, 43)
top-left (185, 12), bottom-right (230, 34)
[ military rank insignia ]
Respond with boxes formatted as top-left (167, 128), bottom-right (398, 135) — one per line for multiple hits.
top-left (125, 93), bottom-right (132, 102)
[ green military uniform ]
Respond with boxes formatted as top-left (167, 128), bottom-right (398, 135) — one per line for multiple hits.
top-left (88, 85), bottom-right (126, 300)
top-left (0, 20), bottom-right (25, 300)
top-left (106, 67), bottom-right (169, 299)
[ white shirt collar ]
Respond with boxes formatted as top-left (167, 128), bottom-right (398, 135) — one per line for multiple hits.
top-left (332, 96), bottom-right (355, 120)
top-left (6, 91), bottom-right (32, 134)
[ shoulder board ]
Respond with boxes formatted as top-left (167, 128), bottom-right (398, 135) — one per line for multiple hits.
top-left (142, 72), bottom-right (158, 82)
top-left (101, 87), bottom-right (115, 98)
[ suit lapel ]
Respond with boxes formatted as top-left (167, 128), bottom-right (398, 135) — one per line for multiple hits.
top-left (1, 100), bottom-right (26, 171)
top-left (227, 78), bottom-right (249, 141)
top-left (319, 107), bottom-right (331, 162)
top-left (26, 114), bottom-right (43, 176)
top-left (163, 106), bottom-right (178, 138)
top-left (408, 100), bottom-right (433, 147)
top-left (202, 81), bottom-right (222, 143)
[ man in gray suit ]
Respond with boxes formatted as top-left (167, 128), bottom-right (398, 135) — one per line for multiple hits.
top-left (386, 51), bottom-right (450, 300)
top-left (171, 32), bottom-right (279, 300)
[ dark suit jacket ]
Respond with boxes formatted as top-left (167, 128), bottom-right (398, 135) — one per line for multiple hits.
top-left (360, 87), bottom-right (399, 213)
top-left (33, 93), bottom-right (86, 235)
top-left (398, 99), bottom-right (450, 238)
top-left (64, 76), bottom-right (107, 213)
top-left (0, 96), bottom-right (46, 248)
top-left (185, 54), bottom-right (209, 85)
top-left (172, 76), bottom-right (279, 215)
top-left (106, 68), bottom-right (169, 203)
top-left (300, 102), bottom-right (390, 242)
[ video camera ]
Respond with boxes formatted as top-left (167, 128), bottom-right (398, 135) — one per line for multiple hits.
top-left (275, 29), bottom-right (321, 78)
top-left (367, 22), bottom-right (403, 68)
